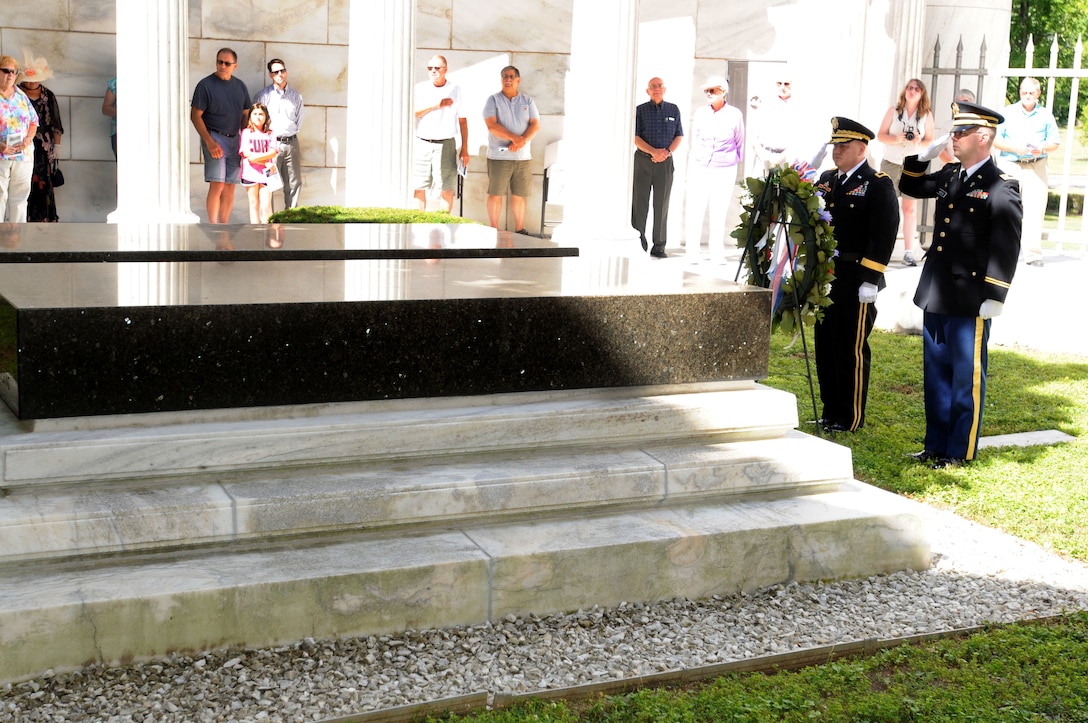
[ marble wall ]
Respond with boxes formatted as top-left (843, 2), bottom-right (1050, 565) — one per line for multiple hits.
top-left (0, 0), bottom-right (1010, 225)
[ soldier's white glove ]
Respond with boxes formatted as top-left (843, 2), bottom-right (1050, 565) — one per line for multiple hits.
top-left (918, 132), bottom-right (951, 162)
top-left (809, 143), bottom-right (829, 169)
top-left (979, 299), bottom-right (1004, 319)
top-left (858, 282), bottom-right (878, 304)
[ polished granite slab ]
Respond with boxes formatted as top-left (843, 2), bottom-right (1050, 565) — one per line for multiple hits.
top-left (0, 222), bottom-right (574, 262)
top-left (0, 232), bottom-right (770, 419)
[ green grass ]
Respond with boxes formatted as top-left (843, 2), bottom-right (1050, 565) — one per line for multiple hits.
top-left (430, 613), bottom-right (1088, 722)
top-left (268, 205), bottom-right (480, 224)
top-left (766, 330), bottom-right (1088, 562)
top-left (416, 332), bottom-right (1088, 722)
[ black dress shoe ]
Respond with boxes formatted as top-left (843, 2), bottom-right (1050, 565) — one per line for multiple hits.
top-left (650, 248), bottom-right (667, 258)
top-left (908, 450), bottom-right (939, 463)
top-left (822, 421), bottom-right (849, 433)
top-left (931, 456), bottom-right (965, 469)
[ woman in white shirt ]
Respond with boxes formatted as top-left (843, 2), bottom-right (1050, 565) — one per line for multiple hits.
top-left (878, 79), bottom-right (934, 266)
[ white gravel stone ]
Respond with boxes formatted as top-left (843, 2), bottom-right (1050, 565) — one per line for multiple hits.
top-left (3, 506), bottom-right (1087, 722)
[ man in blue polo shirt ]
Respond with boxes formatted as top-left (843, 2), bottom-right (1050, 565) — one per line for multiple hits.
top-left (483, 66), bottom-right (540, 233)
top-left (632, 77), bottom-right (683, 258)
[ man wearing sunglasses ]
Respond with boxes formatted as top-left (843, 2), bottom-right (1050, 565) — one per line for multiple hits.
top-left (900, 101), bottom-right (1022, 470)
top-left (413, 55), bottom-right (468, 213)
top-left (255, 59), bottom-right (305, 209)
top-left (754, 77), bottom-right (797, 170)
top-left (684, 75), bottom-right (744, 263)
top-left (190, 48), bottom-right (252, 223)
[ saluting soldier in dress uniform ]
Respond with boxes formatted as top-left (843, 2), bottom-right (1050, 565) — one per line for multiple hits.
top-left (900, 101), bottom-right (1022, 468)
top-left (814, 117), bottom-right (899, 433)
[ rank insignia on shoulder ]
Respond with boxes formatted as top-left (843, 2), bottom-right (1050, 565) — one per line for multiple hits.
top-left (875, 172), bottom-right (890, 179)
top-left (1000, 173), bottom-right (1015, 181)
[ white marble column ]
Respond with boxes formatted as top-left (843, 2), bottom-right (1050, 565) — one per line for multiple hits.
top-left (891, 0), bottom-right (926, 86)
top-left (551, 0), bottom-right (641, 247)
top-left (116, 225), bottom-right (189, 306)
top-left (344, 0), bottom-right (414, 208)
top-left (107, 0), bottom-right (198, 224)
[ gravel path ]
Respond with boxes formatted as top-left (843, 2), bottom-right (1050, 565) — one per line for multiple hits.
top-left (4, 505), bottom-right (1087, 722)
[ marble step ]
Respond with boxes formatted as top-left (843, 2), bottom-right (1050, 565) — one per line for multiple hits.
top-left (0, 382), bottom-right (798, 488)
top-left (0, 480), bottom-right (931, 684)
top-left (0, 431), bottom-right (847, 563)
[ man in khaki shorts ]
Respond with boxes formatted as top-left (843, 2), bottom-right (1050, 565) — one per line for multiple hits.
top-left (412, 55), bottom-right (468, 212)
top-left (483, 66), bottom-right (540, 233)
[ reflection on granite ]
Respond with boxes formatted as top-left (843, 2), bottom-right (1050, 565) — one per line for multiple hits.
top-left (0, 223), bottom-right (573, 262)
top-left (0, 234), bottom-right (770, 418)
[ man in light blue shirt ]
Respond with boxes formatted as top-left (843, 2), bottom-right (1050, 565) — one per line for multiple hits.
top-left (254, 58), bottom-right (305, 210)
top-left (994, 77), bottom-right (1060, 266)
top-left (483, 66), bottom-right (540, 232)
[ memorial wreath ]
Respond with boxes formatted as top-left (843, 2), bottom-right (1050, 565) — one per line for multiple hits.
top-left (730, 164), bottom-right (837, 333)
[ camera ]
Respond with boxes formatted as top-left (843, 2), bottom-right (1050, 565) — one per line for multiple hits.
top-left (904, 130), bottom-right (916, 141)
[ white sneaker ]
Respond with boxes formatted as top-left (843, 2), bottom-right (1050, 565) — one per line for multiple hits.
top-left (902, 252), bottom-right (917, 267)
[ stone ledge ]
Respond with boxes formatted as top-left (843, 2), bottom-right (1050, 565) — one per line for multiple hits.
top-left (0, 383), bottom-right (797, 486)
top-left (0, 431), bottom-right (847, 562)
top-left (0, 482), bottom-right (930, 684)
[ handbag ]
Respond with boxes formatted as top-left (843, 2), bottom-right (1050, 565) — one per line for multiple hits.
top-left (263, 165), bottom-right (284, 193)
top-left (51, 160), bottom-right (65, 188)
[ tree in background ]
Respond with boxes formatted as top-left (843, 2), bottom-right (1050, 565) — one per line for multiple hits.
top-left (1009, 0), bottom-right (1088, 124)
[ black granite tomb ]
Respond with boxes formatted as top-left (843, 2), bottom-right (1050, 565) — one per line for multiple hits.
top-left (0, 225), bottom-right (769, 419)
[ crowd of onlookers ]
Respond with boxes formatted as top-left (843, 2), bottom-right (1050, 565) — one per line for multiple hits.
top-left (1, 51), bottom-right (65, 223)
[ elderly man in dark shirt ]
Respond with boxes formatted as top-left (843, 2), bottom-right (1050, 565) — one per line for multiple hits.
top-left (632, 77), bottom-right (683, 258)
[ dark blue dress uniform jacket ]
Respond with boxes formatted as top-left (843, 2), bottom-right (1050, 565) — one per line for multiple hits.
top-left (817, 163), bottom-right (899, 287)
top-left (813, 162), bottom-right (899, 431)
top-left (899, 155), bottom-right (1021, 316)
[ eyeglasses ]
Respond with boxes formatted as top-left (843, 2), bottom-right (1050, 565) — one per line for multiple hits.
top-left (271, 69), bottom-right (287, 75)
top-left (704, 88), bottom-right (723, 95)
top-left (501, 74), bottom-right (518, 80)
top-left (427, 66), bottom-right (446, 71)
top-left (905, 85), bottom-right (922, 92)
top-left (951, 126), bottom-right (979, 138)
top-left (0, 68), bottom-right (17, 75)
top-left (216, 60), bottom-right (237, 66)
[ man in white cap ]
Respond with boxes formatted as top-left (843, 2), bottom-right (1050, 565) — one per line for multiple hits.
top-left (684, 74), bottom-right (744, 262)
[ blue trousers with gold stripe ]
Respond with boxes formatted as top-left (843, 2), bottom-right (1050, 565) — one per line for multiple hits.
top-left (921, 311), bottom-right (990, 460)
top-left (814, 293), bottom-right (876, 431)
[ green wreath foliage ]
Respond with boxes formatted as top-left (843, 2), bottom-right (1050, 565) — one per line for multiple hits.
top-left (730, 165), bottom-right (837, 334)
